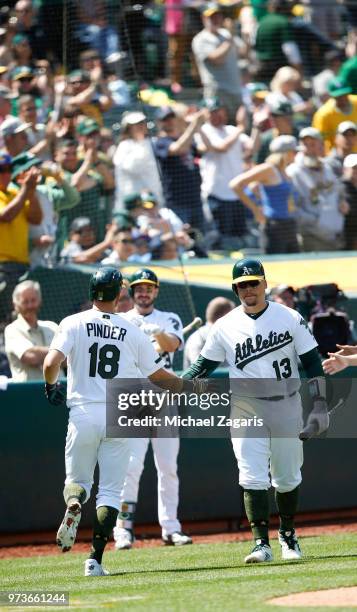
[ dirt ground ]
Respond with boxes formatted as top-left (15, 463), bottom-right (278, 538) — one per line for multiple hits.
top-left (1, 517), bottom-right (357, 559)
top-left (269, 586), bottom-right (357, 607)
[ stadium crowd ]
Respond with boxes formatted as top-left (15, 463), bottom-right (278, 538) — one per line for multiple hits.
top-left (1, 0), bottom-right (357, 376)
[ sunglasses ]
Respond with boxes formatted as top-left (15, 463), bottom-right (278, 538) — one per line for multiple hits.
top-left (237, 280), bottom-right (261, 289)
top-left (0, 165), bottom-right (12, 173)
top-left (18, 77), bottom-right (33, 82)
top-left (119, 238), bottom-right (134, 244)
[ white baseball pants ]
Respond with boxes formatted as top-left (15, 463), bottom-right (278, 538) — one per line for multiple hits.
top-left (65, 405), bottom-right (130, 509)
top-left (120, 437), bottom-right (181, 536)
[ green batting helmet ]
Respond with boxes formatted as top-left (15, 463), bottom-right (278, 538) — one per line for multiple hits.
top-left (232, 258), bottom-right (265, 294)
top-left (129, 268), bottom-right (159, 296)
top-left (89, 267), bottom-right (123, 302)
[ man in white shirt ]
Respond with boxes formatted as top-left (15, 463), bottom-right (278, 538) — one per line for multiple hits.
top-left (5, 280), bottom-right (58, 381)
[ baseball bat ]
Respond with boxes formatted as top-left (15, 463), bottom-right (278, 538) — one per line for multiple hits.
top-left (182, 316), bottom-right (203, 337)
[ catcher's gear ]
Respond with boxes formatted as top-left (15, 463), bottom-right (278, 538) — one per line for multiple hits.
top-left (89, 267), bottom-right (123, 302)
top-left (129, 268), bottom-right (159, 296)
top-left (232, 258), bottom-right (265, 295)
top-left (45, 382), bottom-right (66, 406)
top-left (299, 398), bottom-right (330, 440)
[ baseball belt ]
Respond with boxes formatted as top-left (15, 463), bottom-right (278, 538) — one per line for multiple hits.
top-left (257, 391), bottom-right (297, 401)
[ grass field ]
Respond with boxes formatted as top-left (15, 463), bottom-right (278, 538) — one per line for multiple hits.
top-left (1, 533), bottom-right (357, 611)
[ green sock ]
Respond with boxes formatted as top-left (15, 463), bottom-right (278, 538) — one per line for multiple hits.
top-left (89, 506), bottom-right (118, 564)
top-left (243, 489), bottom-right (270, 543)
top-left (275, 487), bottom-right (299, 532)
top-left (63, 483), bottom-right (86, 507)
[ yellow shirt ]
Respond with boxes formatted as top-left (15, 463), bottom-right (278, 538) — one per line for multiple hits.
top-left (0, 186), bottom-right (30, 263)
top-left (312, 95), bottom-right (357, 152)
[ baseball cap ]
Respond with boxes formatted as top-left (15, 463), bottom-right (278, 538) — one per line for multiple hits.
top-left (202, 2), bottom-right (222, 16)
top-left (156, 106), bottom-right (176, 121)
top-left (343, 154), bottom-right (357, 168)
top-left (299, 127), bottom-right (322, 140)
top-left (11, 152), bottom-right (42, 180)
top-left (202, 96), bottom-right (223, 111)
top-left (327, 78), bottom-right (352, 98)
top-left (120, 111), bottom-right (146, 129)
top-left (0, 66), bottom-right (8, 75)
top-left (247, 82), bottom-right (269, 99)
top-left (0, 116), bottom-right (31, 138)
top-left (337, 121), bottom-right (357, 135)
top-left (269, 135), bottom-right (298, 153)
top-left (76, 118), bottom-right (100, 136)
top-left (112, 210), bottom-right (137, 229)
top-left (68, 69), bottom-right (90, 83)
top-left (270, 284), bottom-right (295, 297)
top-left (141, 190), bottom-right (157, 209)
top-left (232, 258), bottom-right (265, 284)
top-left (123, 192), bottom-right (144, 211)
top-left (11, 66), bottom-right (33, 81)
top-left (70, 217), bottom-right (92, 233)
top-left (269, 100), bottom-right (293, 116)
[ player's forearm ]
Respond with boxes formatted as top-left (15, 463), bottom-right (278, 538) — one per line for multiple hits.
top-left (43, 349), bottom-right (65, 383)
top-left (182, 354), bottom-right (220, 379)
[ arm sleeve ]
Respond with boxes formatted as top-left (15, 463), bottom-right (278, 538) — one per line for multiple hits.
top-left (165, 313), bottom-right (184, 349)
top-left (4, 327), bottom-right (34, 360)
top-left (182, 354), bottom-right (221, 379)
top-left (294, 313), bottom-right (318, 356)
top-left (49, 319), bottom-right (75, 357)
top-left (137, 332), bottom-right (164, 376)
top-left (299, 347), bottom-right (324, 378)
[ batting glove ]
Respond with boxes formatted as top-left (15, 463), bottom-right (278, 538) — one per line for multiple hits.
top-left (140, 322), bottom-right (162, 337)
top-left (45, 382), bottom-right (66, 406)
top-left (299, 398), bottom-right (330, 440)
top-left (130, 315), bottom-right (145, 328)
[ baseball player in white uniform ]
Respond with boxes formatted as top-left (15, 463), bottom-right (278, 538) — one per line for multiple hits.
top-left (182, 258), bottom-right (329, 563)
top-left (114, 268), bottom-right (192, 549)
top-left (43, 267), bottom-right (188, 576)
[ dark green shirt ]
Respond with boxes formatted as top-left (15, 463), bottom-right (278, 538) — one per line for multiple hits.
top-left (255, 13), bottom-right (291, 63)
top-left (339, 57), bottom-right (357, 95)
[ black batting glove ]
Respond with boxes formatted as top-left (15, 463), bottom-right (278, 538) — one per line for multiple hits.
top-left (45, 382), bottom-right (66, 406)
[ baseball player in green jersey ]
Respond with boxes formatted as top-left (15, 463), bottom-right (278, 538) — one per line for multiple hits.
top-left (182, 258), bottom-right (329, 563)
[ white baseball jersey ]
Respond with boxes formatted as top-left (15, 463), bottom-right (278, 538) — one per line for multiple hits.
top-left (50, 307), bottom-right (163, 408)
top-left (123, 308), bottom-right (184, 371)
top-left (201, 302), bottom-right (317, 396)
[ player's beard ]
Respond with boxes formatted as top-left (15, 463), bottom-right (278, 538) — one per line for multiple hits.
top-left (243, 294), bottom-right (258, 307)
top-left (134, 295), bottom-right (155, 311)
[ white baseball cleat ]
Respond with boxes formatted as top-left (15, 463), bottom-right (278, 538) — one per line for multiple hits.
top-left (278, 530), bottom-right (302, 560)
top-left (56, 502), bottom-right (81, 552)
top-left (162, 532), bottom-right (193, 546)
top-left (113, 527), bottom-right (134, 550)
top-left (245, 541), bottom-right (273, 564)
top-left (84, 559), bottom-right (109, 577)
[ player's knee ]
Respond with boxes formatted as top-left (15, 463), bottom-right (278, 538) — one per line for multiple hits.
top-left (239, 475), bottom-right (270, 490)
top-left (273, 476), bottom-right (302, 493)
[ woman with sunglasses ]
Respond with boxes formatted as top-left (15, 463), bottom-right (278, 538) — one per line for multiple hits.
top-left (230, 135), bottom-right (300, 254)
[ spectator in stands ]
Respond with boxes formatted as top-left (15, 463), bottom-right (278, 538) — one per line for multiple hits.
top-left (153, 106), bottom-right (206, 231)
top-left (287, 127), bottom-right (348, 251)
top-left (254, 99), bottom-right (296, 164)
top-left (195, 97), bottom-right (251, 249)
top-left (4, 280), bottom-right (58, 381)
top-left (113, 111), bottom-right (163, 209)
top-left (135, 190), bottom-right (185, 237)
top-left (10, 152), bottom-right (80, 267)
top-left (65, 68), bottom-right (113, 127)
top-left (301, 0), bottom-right (343, 40)
top-left (339, 51), bottom-right (357, 96)
top-left (0, 154), bottom-right (42, 324)
top-left (312, 78), bottom-right (357, 152)
top-left (11, 33), bottom-right (33, 69)
top-left (192, 3), bottom-right (243, 123)
top-left (313, 50), bottom-right (344, 105)
top-left (101, 227), bottom-right (137, 265)
top-left (151, 232), bottom-right (180, 260)
top-left (17, 94), bottom-right (49, 157)
top-left (75, 1), bottom-right (120, 61)
top-left (54, 137), bottom-right (108, 243)
top-left (14, 0), bottom-right (47, 61)
top-left (267, 66), bottom-right (314, 121)
top-left (0, 88), bottom-right (13, 146)
top-left (9, 66), bottom-right (42, 114)
top-left (269, 283), bottom-right (296, 309)
top-left (326, 121), bottom-right (357, 177)
top-left (0, 116), bottom-right (30, 157)
top-left (60, 216), bottom-right (117, 264)
top-left (183, 296), bottom-right (235, 367)
top-left (230, 135), bottom-right (300, 254)
top-left (342, 154), bottom-right (357, 250)
top-left (254, 0), bottom-right (302, 83)
top-left (76, 118), bottom-right (114, 190)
